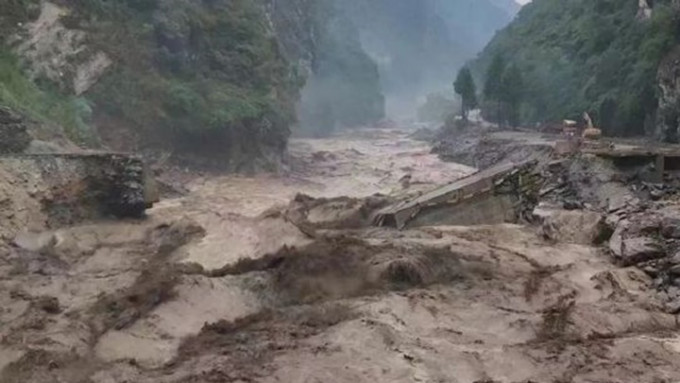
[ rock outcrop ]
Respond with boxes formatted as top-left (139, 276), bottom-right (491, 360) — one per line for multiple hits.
top-left (638, 0), bottom-right (653, 19)
top-left (9, 2), bottom-right (112, 95)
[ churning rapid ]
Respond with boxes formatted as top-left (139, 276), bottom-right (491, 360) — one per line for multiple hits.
top-left (5, 0), bottom-right (680, 381)
top-left (4, 126), bottom-right (680, 382)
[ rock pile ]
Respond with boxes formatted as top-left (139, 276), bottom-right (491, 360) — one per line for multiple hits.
top-left (530, 151), bottom-right (680, 313)
top-left (605, 200), bottom-right (680, 313)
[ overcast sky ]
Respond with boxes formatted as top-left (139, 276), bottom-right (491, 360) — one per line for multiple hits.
top-left (516, 0), bottom-right (531, 4)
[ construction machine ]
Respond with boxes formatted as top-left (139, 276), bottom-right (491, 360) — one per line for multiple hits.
top-left (581, 112), bottom-right (610, 150)
top-left (582, 112), bottom-right (602, 140)
top-left (556, 112), bottom-right (607, 154)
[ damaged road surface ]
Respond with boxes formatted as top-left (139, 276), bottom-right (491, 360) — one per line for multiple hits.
top-left (3, 127), bottom-right (680, 383)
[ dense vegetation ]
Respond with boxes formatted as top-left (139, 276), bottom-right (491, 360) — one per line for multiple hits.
top-left (0, 0), bottom-right (385, 168)
top-left (68, 0), bottom-right (301, 168)
top-left (453, 66), bottom-right (477, 121)
top-left (0, 0), bottom-right (95, 144)
top-left (475, 0), bottom-right (680, 136)
top-left (481, 55), bottom-right (524, 128)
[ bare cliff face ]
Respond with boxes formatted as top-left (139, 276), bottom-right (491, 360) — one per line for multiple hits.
top-left (6, 2), bottom-right (112, 96)
top-left (656, 2), bottom-right (680, 142)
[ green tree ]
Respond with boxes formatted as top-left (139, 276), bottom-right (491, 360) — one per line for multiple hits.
top-left (453, 66), bottom-right (478, 121)
top-left (473, 0), bottom-right (680, 136)
top-left (500, 63), bottom-right (524, 128)
top-left (483, 54), bottom-right (506, 126)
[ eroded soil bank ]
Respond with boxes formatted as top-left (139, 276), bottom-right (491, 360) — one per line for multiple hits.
top-left (2, 127), bottom-right (680, 383)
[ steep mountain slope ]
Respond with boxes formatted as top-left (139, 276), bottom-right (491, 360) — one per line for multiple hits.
top-left (0, 0), bottom-right (384, 168)
top-left (297, 1), bottom-right (384, 135)
top-left (474, 0), bottom-right (680, 136)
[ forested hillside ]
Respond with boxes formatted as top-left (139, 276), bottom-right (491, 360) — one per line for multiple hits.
top-left (0, 0), bottom-right (384, 169)
top-left (0, 0), bottom-right (521, 169)
top-left (474, 0), bottom-right (680, 136)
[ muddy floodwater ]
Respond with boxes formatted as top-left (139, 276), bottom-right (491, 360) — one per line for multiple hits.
top-left (2, 128), bottom-right (680, 383)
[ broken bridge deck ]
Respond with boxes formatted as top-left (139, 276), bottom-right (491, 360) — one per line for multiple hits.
top-left (581, 143), bottom-right (680, 183)
top-left (374, 160), bottom-right (536, 229)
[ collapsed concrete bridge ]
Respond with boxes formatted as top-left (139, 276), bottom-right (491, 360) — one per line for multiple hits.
top-left (374, 160), bottom-right (542, 229)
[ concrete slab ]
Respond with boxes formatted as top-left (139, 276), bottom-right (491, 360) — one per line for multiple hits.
top-left (375, 160), bottom-right (536, 229)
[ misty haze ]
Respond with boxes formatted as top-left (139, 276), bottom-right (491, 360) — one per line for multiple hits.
top-left (3, 1), bottom-right (680, 382)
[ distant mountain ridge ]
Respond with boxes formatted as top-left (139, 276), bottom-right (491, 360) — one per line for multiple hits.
top-left (335, 0), bottom-right (517, 115)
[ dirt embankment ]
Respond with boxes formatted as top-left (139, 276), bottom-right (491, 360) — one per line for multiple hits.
top-left (3, 127), bottom-right (680, 383)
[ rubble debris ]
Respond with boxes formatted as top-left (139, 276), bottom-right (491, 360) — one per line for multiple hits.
top-left (431, 126), bottom-right (680, 315)
top-left (533, 205), bottom-right (607, 245)
top-left (433, 132), bottom-right (553, 169)
top-left (661, 214), bottom-right (680, 238)
top-left (610, 236), bottom-right (665, 266)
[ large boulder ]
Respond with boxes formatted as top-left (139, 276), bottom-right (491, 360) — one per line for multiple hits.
top-left (659, 208), bottom-right (680, 239)
top-left (609, 226), bottom-right (665, 266)
top-left (534, 205), bottom-right (607, 244)
top-left (622, 237), bottom-right (664, 265)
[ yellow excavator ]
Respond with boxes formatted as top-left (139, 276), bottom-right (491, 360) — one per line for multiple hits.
top-left (582, 112), bottom-right (602, 140)
top-left (559, 112), bottom-right (606, 154)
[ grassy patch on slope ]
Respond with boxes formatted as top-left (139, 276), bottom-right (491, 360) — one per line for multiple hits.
top-left (0, 49), bottom-right (95, 144)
